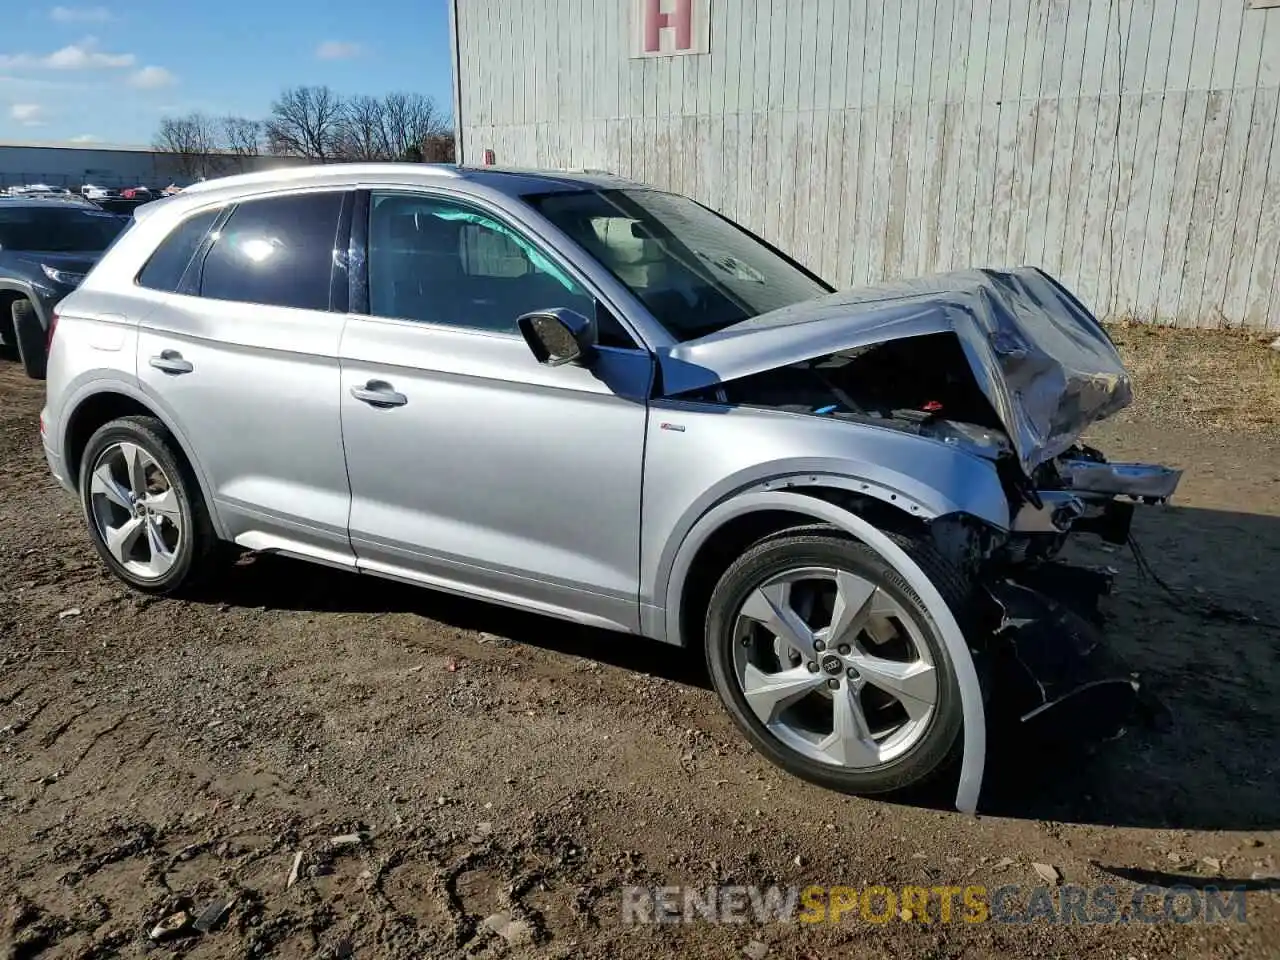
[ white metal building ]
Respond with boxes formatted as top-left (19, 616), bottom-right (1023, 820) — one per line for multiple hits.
top-left (452, 0), bottom-right (1280, 330)
top-left (0, 140), bottom-right (303, 192)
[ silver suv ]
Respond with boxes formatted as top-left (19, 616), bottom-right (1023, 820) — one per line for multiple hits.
top-left (40, 164), bottom-right (1180, 811)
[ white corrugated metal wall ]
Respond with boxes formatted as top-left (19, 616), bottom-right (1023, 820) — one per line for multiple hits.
top-left (456, 0), bottom-right (1280, 330)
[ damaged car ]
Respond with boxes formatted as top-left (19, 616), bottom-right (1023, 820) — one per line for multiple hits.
top-left (38, 165), bottom-right (1180, 812)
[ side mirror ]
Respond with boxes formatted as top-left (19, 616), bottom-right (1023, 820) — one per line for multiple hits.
top-left (517, 308), bottom-right (597, 367)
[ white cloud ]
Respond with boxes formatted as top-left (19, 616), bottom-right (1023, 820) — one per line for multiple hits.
top-left (45, 39), bottom-right (134, 69)
top-left (315, 40), bottom-right (364, 60)
top-left (0, 38), bottom-right (134, 71)
top-left (10, 102), bottom-right (45, 125)
top-left (69, 133), bottom-right (98, 142)
top-left (128, 65), bottom-right (175, 89)
top-left (50, 6), bottom-right (112, 22)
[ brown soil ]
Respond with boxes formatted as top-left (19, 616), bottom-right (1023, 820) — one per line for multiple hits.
top-left (2, 334), bottom-right (1278, 959)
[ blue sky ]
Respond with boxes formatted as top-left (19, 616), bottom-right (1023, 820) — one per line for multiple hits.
top-left (0, 1), bottom-right (454, 146)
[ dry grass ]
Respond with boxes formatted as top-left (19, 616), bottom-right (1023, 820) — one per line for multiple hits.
top-left (1105, 323), bottom-right (1280, 431)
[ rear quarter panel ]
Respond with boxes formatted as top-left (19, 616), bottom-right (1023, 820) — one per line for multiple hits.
top-left (43, 300), bottom-right (140, 437)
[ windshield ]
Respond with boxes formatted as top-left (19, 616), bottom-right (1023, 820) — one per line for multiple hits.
top-left (0, 205), bottom-right (127, 253)
top-left (526, 189), bottom-right (830, 341)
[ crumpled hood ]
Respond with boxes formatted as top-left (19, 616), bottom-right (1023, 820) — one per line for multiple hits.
top-left (657, 267), bottom-right (1133, 474)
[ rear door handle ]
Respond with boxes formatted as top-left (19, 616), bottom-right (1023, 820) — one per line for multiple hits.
top-left (350, 380), bottom-right (408, 408)
top-left (149, 350), bottom-right (193, 374)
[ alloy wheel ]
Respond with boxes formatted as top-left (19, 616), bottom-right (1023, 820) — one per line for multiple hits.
top-left (88, 441), bottom-right (183, 580)
top-left (731, 566), bottom-right (938, 769)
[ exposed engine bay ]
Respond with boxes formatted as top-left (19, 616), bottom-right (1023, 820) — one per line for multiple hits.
top-left (684, 332), bottom-right (1014, 457)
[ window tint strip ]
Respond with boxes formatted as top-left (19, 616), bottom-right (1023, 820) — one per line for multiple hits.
top-left (328, 191), bottom-right (355, 314)
top-left (349, 190), bottom-right (370, 316)
top-left (135, 207), bottom-right (219, 294)
top-left (178, 205), bottom-right (232, 296)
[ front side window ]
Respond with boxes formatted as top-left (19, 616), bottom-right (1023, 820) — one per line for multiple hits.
top-left (526, 189), bottom-right (830, 342)
top-left (0, 205), bottom-right (127, 253)
top-left (198, 192), bottom-right (344, 310)
top-left (137, 208), bottom-right (219, 292)
top-left (366, 192), bottom-right (598, 335)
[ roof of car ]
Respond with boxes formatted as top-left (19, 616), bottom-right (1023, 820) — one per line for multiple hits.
top-left (172, 162), bottom-right (645, 202)
top-left (0, 195), bottom-right (110, 210)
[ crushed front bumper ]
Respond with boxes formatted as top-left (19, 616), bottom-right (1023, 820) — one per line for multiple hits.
top-left (1012, 457), bottom-right (1183, 541)
top-left (977, 454), bottom-right (1182, 762)
top-left (1056, 458), bottom-right (1182, 500)
top-left (985, 571), bottom-right (1140, 743)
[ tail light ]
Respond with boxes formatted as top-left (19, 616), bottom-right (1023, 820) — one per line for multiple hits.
top-left (47, 311), bottom-right (59, 350)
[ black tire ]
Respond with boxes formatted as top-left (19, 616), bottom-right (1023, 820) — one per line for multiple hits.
top-left (705, 527), bottom-right (968, 797)
top-left (0, 297), bottom-right (21, 361)
top-left (12, 299), bottom-right (47, 379)
top-left (78, 415), bottom-right (217, 595)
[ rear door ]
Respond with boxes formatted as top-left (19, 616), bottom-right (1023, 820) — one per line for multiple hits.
top-left (135, 190), bottom-right (356, 563)
top-left (338, 189), bottom-right (652, 631)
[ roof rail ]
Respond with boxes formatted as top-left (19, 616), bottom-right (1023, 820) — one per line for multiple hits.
top-left (179, 162), bottom-right (461, 195)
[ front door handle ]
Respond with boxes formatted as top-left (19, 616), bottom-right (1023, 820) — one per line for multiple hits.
top-left (149, 350), bottom-right (193, 374)
top-left (350, 380), bottom-right (408, 408)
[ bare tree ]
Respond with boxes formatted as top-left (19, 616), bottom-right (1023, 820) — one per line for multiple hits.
top-left (156, 89), bottom-right (454, 173)
top-left (222, 116), bottom-right (263, 168)
top-left (381, 92), bottom-right (449, 160)
top-left (335, 95), bottom-right (392, 161)
top-left (153, 113), bottom-right (224, 179)
top-left (265, 85), bottom-right (344, 161)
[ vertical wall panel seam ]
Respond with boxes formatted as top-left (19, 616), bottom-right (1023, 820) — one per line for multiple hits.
top-left (1170, 0), bottom-right (1227, 325)
top-left (1197, 3), bottom-right (1251, 324)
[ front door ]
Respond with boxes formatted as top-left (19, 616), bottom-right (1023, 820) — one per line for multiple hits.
top-left (339, 190), bottom-right (651, 632)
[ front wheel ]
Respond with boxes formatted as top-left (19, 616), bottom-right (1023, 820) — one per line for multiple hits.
top-left (79, 415), bottom-right (216, 595)
top-left (705, 528), bottom-right (965, 796)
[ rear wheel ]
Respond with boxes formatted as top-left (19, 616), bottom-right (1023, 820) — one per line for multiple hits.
top-left (12, 299), bottom-right (47, 379)
top-left (705, 529), bottom-right (965, 796)
top-left (0, 296), bottom-right (23, 361)
top-left (78, 415), bottom-right (217, 595)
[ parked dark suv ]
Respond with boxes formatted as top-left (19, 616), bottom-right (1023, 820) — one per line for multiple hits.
top-left (0, 197), bottom-right (129, 378)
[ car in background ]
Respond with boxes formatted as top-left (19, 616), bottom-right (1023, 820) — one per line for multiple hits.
top-left (89, 196), bottom-right (153, 216)
top-left (81, 184), bottom-right (120, 201)
top-left (8, 184), bottom-right (75, 198)
top-left (0, 197), bottom-right (129, 378)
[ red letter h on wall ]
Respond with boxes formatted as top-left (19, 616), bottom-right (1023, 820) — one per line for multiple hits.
top-left (643, 0), bottom-right (693, 52)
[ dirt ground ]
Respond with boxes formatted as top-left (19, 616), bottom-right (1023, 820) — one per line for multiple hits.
top-left (2, 332), bottom-right (1279, 959)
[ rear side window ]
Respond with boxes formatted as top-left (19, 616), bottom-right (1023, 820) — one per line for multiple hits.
top-left (198, 192), bottom-right (344, 311)
top-left (136, 209), bottom-right (218, 292)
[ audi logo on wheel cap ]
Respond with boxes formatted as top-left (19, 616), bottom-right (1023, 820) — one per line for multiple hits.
top-left (820, 654), bottom-right (843, 675)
